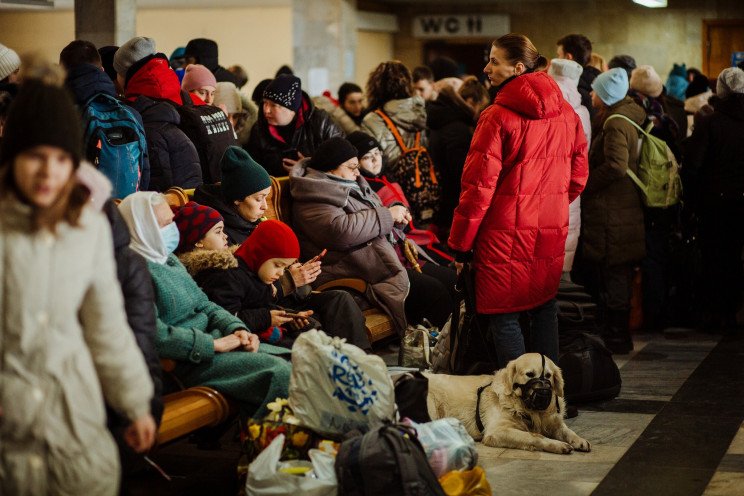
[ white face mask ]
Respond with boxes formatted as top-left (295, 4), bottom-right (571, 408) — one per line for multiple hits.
top-left (160, 222), bottom-right (180, 254)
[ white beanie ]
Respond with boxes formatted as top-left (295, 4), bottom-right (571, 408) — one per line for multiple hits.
top-left (113, 37), bottom-right (156, 76)
top-left (630, 65), bottom-right (663, 98)
top-left (0, 43), bottom-right (21, 81)
top-left (548, 58), bottom-right (583, 82)
top-left (213, 82), bottom-right (242, 114)
top-left (717, 67), bottom-right (744, 98)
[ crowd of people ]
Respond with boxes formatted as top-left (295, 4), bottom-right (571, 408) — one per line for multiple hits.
top-left (1, 28), bottom-right (743, 494)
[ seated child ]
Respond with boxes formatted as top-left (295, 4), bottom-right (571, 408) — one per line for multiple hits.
top-left (175, 203), bottom-right (370, 349)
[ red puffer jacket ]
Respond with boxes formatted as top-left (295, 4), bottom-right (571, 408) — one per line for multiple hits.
top-left (448, 72), bottom-right (588, 314)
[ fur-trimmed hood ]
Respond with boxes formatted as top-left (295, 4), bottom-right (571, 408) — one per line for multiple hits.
top-left (178, 246), bottom-right (239, 276)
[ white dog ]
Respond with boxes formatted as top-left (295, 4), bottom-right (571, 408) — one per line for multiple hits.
top-left (425, 353), bottom-right (591, 454)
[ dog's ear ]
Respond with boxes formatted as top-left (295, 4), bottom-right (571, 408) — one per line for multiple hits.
top-left (501, 360), bottom-right (518, 396)
top-left (552, 360), bottom-right (565, 398)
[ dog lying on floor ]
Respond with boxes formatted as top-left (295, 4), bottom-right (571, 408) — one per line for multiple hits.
top-left (424, 353), bottom-right (591, 454)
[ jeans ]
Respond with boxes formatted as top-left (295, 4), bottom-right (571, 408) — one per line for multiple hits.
top-left (485, 298), bottom-right (559, 369)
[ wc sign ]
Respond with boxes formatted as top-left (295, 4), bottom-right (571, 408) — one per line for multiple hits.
top-left (413, 15), bottom-right (510, 38)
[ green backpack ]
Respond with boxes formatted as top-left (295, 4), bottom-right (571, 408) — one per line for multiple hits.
top-left (605, 114), bottom-right (682, 208)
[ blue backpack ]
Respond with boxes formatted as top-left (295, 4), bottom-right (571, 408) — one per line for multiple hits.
top-left (82, 94), bottom-right (147, 198)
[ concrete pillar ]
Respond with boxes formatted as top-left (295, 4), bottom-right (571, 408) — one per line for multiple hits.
top-left (75, 0), bottom-right (136, 48)
top-left (292, 0), bottom-right (357, 97)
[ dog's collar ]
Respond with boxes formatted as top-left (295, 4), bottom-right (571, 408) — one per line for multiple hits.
top-left (475, 382), bottom-right (492, 433)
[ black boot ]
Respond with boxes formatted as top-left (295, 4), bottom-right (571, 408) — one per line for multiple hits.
top-left (603, 309), bottom-right (634, 355)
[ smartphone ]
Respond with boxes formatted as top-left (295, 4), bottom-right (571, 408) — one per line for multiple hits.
top-left (303, 249), bottom-right (327, 265)
top-left (281, 148), bottom-right (299, 161)
top-left (282, 312), bottom-right (305, 319)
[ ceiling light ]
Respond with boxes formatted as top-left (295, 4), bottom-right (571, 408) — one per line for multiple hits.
top-left (633, 0), bottom-right (667, 7)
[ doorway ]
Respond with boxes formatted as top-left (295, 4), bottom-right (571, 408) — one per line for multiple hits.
top-left (703, 19), bottom-right (744, 80)
top-left (423, 40), bottom-right (492, 79)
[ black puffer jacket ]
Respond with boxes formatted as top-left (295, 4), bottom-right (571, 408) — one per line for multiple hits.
top-left (426, 87), bottom-right (476, 229)
top-left (65, 63), bottom-right (152, 190)
top-left (246, 92), bottom-right (344, 176)
top-left (130, 95), bottom-right (202, 191)
top-left (193, 183), bottom-right (258, 244)
top-left (683, 93), bottom-right (744, 210)
top-left (578, 65), bottom-right (601, 120)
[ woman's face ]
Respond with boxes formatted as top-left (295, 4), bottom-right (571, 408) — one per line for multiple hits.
top-left (198, 221), bottom-right (228, 251)
top-left (359, 148), bottom-right (383, 176)
top-left (329, 157), bottom-right (361, 181)
top-left (257, 257), bottom-right (296, 284)
top-left (153, 201), bottom-right (174, 227)
top-left (484, 45), bottom-right (524, 87)
top-left (192, 86), bottom-right (216, 105)
top-left (235, 187), bottom-right (271, 222)
top-left (263, 100), bottom-right (296, 126)
top-left (12, 145), bottom-right (74, 208)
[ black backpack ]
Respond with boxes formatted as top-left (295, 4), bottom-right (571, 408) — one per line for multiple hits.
top-left (374, 110), bottom-right (440, 225)
top-left (335, 423), bottom-right (446, 496)
top-left (558, 332), bottom-right (622, 404)
top-left (175, 91), bottom-right (237, 184)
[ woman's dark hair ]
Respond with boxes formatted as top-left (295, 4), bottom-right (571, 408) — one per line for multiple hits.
top-left (493, 34), bottom-right (549, 73)
top-left (366, 61), bottom-right (412, 110)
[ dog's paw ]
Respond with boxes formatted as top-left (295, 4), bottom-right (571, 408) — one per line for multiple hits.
top-left (544, 440), bottom-right (574, 454)
top-left (571, 437), bottom-right (591, 452)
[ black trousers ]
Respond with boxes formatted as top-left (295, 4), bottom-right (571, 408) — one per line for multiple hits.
top-left (583, 262), bottom-right (635, 315)
top-left (292, 290), bottom-right (370, 350)
top-left (404, 263), bottom-right (458, 329)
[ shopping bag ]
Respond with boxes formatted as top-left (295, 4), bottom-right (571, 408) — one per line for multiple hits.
top-left (245, 434), bottom-right (337, 496)
top-left (288, 329), bottom-right (395, 435)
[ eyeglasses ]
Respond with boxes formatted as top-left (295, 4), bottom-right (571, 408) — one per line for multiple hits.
top-left (345, 162), bottom-right (360, 171)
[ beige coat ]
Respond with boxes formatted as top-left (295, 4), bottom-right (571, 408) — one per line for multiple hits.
top-left (313, 95), bottom-right (363, 135)
top-left (0, 198), bottom-right (153, 496)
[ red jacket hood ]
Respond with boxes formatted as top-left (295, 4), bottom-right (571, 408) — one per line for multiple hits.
top-left (495, 72), bottom-right (564, 120)
top-left (125, 56), bottom-right (183, 106)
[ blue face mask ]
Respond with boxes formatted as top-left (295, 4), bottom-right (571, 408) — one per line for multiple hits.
top-left (160, 222), bottom-right (180, 254)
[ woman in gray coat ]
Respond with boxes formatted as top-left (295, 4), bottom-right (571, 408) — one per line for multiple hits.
top-left (290, 137), bottom-right (455, 334)
top-left (0, 74), bottom-right (155, 495)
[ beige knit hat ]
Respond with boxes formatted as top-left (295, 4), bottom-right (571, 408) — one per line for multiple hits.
top-left (213, 82), bottom-right (242, 114)
top-left (0, 43), bottom-right (21, 81)
top-left (630, 65), bottom-right (663, 98)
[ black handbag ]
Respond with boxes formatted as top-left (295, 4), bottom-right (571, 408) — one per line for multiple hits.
top-left (558, 332), bottom-right (622, 403)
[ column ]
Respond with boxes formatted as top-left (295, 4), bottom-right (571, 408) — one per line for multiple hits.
top-left (75, 0), bottom-right (136, 48)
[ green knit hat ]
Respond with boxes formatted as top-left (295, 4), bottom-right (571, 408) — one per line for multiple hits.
top-left (220, 146), bottom-right (271, 203)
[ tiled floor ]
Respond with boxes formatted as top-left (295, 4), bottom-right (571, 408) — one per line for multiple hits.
top-left (128, 329), bottom-right (744, 495)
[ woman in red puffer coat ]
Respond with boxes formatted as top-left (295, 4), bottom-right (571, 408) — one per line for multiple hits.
top-left (449, 34), bottom-right (589, 368)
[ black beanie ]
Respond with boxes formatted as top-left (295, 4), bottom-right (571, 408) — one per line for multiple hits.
top-left (263, 74), bottom-right (302, 111)
top-left (346, 131), bottom-right (380, 159)
top-left (0, 79), bottom-right (82, 168)
top-left (220, 146), bottom-right (271, 203)
top-left (252, 78), bottom-right (272, 105)
top-left (310, 137), bottom-right (358, 172)
top-left (185, 38), bottom-right (219, 72)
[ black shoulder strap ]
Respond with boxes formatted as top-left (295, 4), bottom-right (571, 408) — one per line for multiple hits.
top-left (475, 382), bottom-right (492, 433)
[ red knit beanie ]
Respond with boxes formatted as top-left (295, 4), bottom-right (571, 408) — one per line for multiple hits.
top-left (173, 201), bottom-right (224, 253)
top-left (234, 219), bottom-right (300, 272)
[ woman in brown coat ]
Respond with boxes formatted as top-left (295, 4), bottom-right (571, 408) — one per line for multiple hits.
top-left (579, 68), bottom-right (646, 354)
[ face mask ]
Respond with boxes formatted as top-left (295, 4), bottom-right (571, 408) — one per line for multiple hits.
top-left (160, 222), bottom-right (180, 254)
top-left (513, 354), bottom-right (555, 411)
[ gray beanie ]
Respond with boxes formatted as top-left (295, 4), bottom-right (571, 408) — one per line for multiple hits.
top-left (113, 36), bottom-right (156, 76)
top-left (717, 67), bottom-right (744, 98)
top-left (0, 43), bottom-right (21, 81)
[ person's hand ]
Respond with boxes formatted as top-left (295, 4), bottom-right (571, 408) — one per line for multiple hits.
top-left (214, 334), bottom-right (242, 353)
top-left (388, 205), bottom-right (410, 224)
top-left (288, 310), bottom-right (314, 330)
top-left (455, 262), bottom-right (465, 275)
top-left (282, 151), bottom-right (306, 172)
top-left (232, 329), bottom-right (260, 352)
top-left (124, 413), bottom-right (156, 453)
top-left (270, 309), bottom-right (294, 327)
top-left (289, 261), bottom-right (321, 287)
